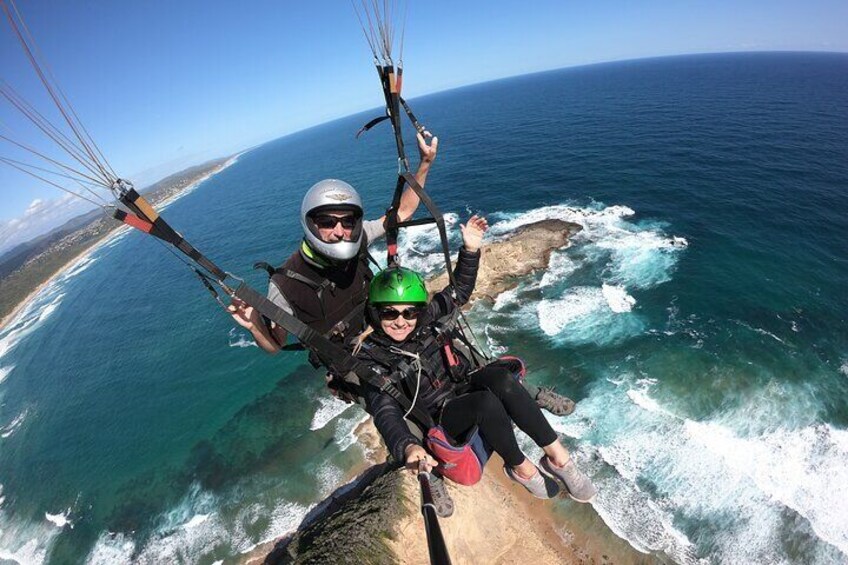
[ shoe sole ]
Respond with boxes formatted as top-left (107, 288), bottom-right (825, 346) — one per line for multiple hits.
top-left (538, 459), bottom-right (597, 504)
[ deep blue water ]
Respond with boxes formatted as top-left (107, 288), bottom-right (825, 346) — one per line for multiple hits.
top-left (0, 52), bottom-right (847, 563)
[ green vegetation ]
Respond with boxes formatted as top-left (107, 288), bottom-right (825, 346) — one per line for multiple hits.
top-left (0, 157), bottom-right (232, 326)
top-left (270, 468), bottom-right (408, 564)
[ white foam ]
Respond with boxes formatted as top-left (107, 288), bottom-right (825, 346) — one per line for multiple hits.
top-left (254, 500), bottom-right (312, 547)
top-left (575, 374), bottom-right (848, 563)
top-left (0, 538), bottom-right (49, 565)
top-left (492, 287), bottom-right (519, 312)
top-left (227, 328), bottom-right (257, 348)
top-left (85, 532), bottom-right (134, 565)
top-left (316, 464), bottom-right (345, 498)
top-left (626, 389), bottom-right (672, 418)
top-left (602, 284), bottom-right (636, 313)
top-left (334, 409), bottom-right (369, 452)
top-left (0, 506), bottom-right (65, 565)
top-left (593, 228), bottom-right (683, 289)
top-left (483, 324), bottom-right (509, 357)
top-left (540, 251), bottom-right (577, 287)
top-left (688, 421), bottom-right (848, 556)
top-left (44, 511), bottom-right (71, 528)
top-left (384, 212), bottom-right (461, 276)
top-left (589, 464), bottom-right (703, 563)
top-left (484, 201), bottom-right (683, 348)
top-left (841, 361), bottom-right (848, 378)
top-left (489, 203), bottom-right (636, 236)
top-left (310, 395), bottom-right (353, 431)
top-left (0, 366), bottom-right (13, 384)
top-left (537, 287), bottom-right (605, 336)
top-left (61, 255), bottom-right (97, 280)
top-left (1, 409), bottom-right (29, 439)
top-left (85, 481), bottom-right (311, 564)
top-left (182, 513), bottom-right (210, 529)
top-left (0, 290), bottom-right (65, 361)
top-left (734, 320), bottom-right (787, 345)
top-left (536, 286), bottom-right (643, 345)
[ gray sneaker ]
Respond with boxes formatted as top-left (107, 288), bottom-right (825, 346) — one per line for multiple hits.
top-left (429, 473), bottom-right (455, 518)
top-left (535, 387), bottom-right (576, 416)
top-left (539, 456), bottom-right (597, 503)
top-left (503, 464), bottom-right (561, 499)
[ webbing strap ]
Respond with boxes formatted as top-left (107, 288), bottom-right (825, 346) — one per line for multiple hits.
top-left (114, 188), bottom-right (227, 280)
top-left (399, 97), bottom-right (426, 134)
top-left (233, 283), bottom-right (433, 427)
top-left (354, 97), bottom-right (423, 138)
top-left (282, 269), bottom-right (332, 296)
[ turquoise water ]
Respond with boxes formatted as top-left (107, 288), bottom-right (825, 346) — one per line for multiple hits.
top-left (0, 52), bottom-right (847, 563)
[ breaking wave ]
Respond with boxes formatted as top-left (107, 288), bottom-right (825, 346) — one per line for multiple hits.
top-left (567, 375), bottom-right (848, 563)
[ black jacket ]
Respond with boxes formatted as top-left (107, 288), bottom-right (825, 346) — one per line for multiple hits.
top-left (272, 242), bottom-right (374, 337)
top-left (359, 247), bottom-right (481, 463)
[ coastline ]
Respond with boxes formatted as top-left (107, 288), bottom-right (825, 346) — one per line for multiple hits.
top-left (0, 153), bottom-right (243, 333)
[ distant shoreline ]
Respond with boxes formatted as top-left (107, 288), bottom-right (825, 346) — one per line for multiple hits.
top-left (0, 153), bottom-right (243, 332)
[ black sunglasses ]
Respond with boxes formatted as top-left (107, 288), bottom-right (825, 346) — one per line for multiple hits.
top-left (312, 214), bottom-right (358, 230)
top-left (378, 307), bottom-right (422, 321)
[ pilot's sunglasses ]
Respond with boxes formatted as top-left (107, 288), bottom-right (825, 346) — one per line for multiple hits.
top-left (313, 215), bottom-right (358, 230)
top-left (378, 307), bottom-right (423, 321)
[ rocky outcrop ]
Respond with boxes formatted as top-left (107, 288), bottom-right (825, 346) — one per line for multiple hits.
top-left (261, 463), bottom-right (406, 565)
top-left (426, 219), bottom-right (582, 300)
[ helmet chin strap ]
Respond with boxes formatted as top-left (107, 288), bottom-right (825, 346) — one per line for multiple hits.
top-left (301, 238), bottom-right (361, 268)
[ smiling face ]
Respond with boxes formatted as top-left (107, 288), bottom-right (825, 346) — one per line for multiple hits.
top-left (311, 210), bottom-right (357, 243)
top-left (377, 304), bottom-right (421, 342)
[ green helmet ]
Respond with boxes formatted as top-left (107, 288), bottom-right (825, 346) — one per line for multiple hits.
top-left (368, 266), bottom-right (428, 306)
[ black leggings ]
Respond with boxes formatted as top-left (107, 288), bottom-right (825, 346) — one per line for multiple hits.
top-left (438, 365), bottom-right (559, 467)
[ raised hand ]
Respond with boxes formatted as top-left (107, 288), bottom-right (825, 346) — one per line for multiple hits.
top-left (417, 131), bottom-right (438, 165)
top-left (459, 214), bottom-right (489, 253)
top-left (228, 298), bottom-right (261, 332)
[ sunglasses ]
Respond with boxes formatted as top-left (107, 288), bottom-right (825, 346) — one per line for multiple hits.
top-left (312, 215), bottom-right (358, 230)
top-left (378, 307), bottom-right (423, 321)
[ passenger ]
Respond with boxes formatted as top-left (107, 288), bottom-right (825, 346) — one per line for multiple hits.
top-left (228, 133), bottom-right (574, 417)
top-left (355, 215), bottom-right (597, 502)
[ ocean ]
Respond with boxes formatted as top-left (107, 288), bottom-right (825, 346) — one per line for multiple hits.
top-left (0, 51), bottom-right (846, 564)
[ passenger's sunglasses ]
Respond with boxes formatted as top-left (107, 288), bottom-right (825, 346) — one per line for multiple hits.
top-left (312, 215), bottom-right (358, 230)
top-left (378, 307), bottom-right (422, 321)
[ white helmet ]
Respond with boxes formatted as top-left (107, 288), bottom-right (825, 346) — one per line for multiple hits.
top-left (300, 179), bottom-right (364, 261)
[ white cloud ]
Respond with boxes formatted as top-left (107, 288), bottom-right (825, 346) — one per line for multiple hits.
top-left (25, 198), bottom-right (45, 215)
top-left (0, 195), bottom-right (94, 257)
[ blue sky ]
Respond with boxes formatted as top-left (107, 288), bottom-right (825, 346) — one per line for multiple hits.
top-left (1, 0), bottom-right (846, 252)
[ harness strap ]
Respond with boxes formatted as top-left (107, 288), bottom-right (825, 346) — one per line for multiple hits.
top-left (282, 269), bottom-right (333, 298)
top-left (112, 188), bottom-right (226, 280)
top-left (234, 284), bottom-right (434, 427)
